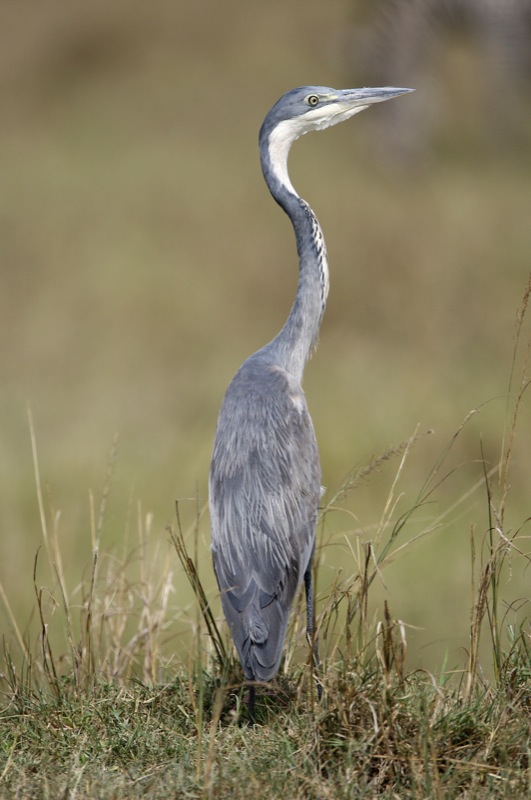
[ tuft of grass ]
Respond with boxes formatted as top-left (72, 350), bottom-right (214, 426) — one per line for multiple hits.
top-left (1, 278), bottom-right (530, 798)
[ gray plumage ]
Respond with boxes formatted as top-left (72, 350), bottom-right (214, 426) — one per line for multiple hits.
top-left (210, 356), bottom-right (320, 681)
top-left (209, 85), bottom-right (413, 706)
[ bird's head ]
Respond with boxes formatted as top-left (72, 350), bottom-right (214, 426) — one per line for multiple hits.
top-left (260, 85), bottom-right (414, 194)
top-left (262, 85), bottom-right (413, 140)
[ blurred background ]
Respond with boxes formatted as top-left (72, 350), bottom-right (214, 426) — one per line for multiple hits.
top-left (1, 0), bottom-right (530, 675)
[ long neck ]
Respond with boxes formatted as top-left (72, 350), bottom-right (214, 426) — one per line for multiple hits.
top-left (258, 125), bottom-right (329, 383)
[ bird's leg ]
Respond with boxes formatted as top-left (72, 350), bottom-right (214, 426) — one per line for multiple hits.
top-left (304, 567), bottom-right (322, 700)
top-left (247, 683), bottom-right (256, 726)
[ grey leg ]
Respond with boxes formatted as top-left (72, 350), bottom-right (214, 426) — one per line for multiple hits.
top-left (304, 566), bottom-right (322, 699)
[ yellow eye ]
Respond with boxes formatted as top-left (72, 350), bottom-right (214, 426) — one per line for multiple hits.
top-left (306, 94), bottom-right (320, 107)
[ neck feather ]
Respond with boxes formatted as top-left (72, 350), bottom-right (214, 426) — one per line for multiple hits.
top-left (258, 122), bottom-right (330, 382)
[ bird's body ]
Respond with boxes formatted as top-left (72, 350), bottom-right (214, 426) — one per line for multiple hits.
top-left (209, 353), bottom-right (320, 681)
top-left (209, 85), bottom-right (412, 720)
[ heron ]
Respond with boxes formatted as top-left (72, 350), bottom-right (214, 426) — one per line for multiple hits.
top-left (209, 85), bottom-right (413, 723)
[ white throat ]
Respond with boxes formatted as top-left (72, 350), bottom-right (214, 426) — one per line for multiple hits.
top-left (267, 102), bottom-right (368, 194)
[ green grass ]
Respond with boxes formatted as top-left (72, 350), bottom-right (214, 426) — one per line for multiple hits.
top-left (0, 537), bottom-right (529, 799)
top-left (1, 663), bottom-right (529, 799)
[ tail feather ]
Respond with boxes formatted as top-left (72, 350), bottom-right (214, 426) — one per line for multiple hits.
top-left (244, 597), bottom-right (289, 681)
top-left (246, 602), bottom-right (268, 644)
top-left (221, 583), bottom-right (292, 681)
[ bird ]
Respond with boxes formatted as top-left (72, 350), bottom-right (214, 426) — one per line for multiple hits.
top-left (209, 85), bottom-right (413, 723)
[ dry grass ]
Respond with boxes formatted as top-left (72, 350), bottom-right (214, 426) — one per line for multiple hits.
top-left (1, 278), bottom-right (529, 797)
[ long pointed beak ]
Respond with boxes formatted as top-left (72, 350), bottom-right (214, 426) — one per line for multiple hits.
top-left (337, 87), bottom-right (414, 107)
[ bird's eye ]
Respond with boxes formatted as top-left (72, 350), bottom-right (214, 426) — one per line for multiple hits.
top-left (306, 94), bottom-right (320, 107)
